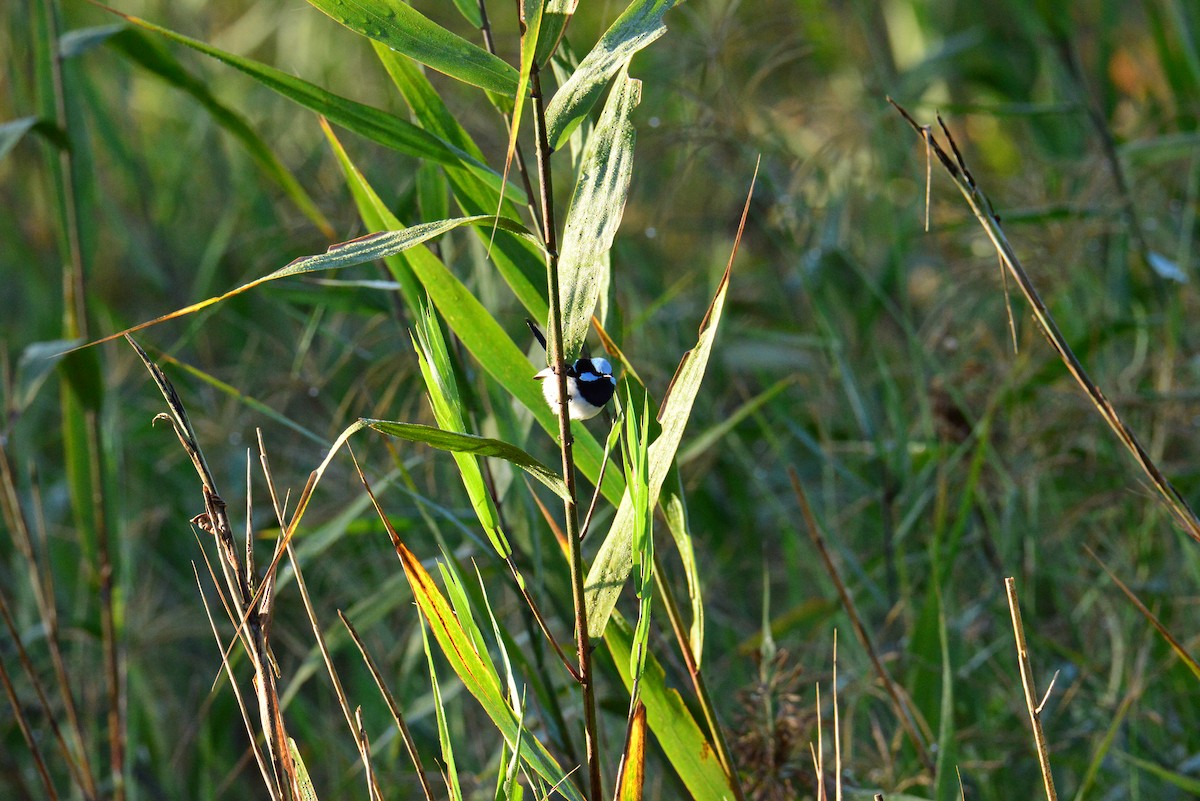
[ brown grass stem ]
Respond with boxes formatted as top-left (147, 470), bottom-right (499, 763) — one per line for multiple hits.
top-left (531, 62), bottom-right (602, 801)
top-left (339, 610), bottom-right (438, 801)
top-left (789, 467), bottom-right (934, 774)
top-left (0, 443), bottom-right (97, 798)
top-left (889, 99), bottom-right (1200, 544)
top-left (1004, 578), bottom-right (1058, 801)
top-left (129, 337), bottom-right (297, 798)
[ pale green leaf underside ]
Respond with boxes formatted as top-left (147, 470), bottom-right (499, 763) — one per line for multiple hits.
top-left (559, 69), bottom-right (640, 361)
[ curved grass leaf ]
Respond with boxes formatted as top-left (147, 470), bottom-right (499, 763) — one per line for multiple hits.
top-left (363, 420), bottom-right (569, 500)
top-left (585, 166), bottom-right (755, 639)
top-left (98, 5), bottom-right (482, 170)
top-left (413, 307), bottom-right (512, 558)
top-left (544, 0), bottom-right (672, 149)
top-left (0, 116), bottom-right (67, 160)
top-left (535, 0), bottom-right (578, 68)
top-left (373, 44), bottom-right (548, 320)
top-left (307, 0), bottom-right (518, 96)
top-left (81, 215), bottom-right (533, 350)
top-left (358, 471), bottom-right (585, 801)
top-left (615, 702), bottom-right (647, 801)
top-left (559, 68), bottom-right (639, 361)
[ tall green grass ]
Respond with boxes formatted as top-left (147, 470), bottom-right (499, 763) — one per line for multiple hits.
top-left (3, 1), bottom-right (1200, 800)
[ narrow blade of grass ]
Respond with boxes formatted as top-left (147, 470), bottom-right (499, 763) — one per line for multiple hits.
top-left (586, 164), bottom-right (755, 638)
top-left (97, 5), bottom-right (486, 171)
top-left (307, 0), bottom-right (518, 96)
top-left (544, 0), bottom-right (671, 149)
top-left (604, 614), bottom-right (734, 801)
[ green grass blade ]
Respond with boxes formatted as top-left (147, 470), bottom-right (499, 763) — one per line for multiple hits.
top-left (364, 420), bottom-right (570, 501)
top-left (0, 116), bottom-right (68, 160)
top-left (558, 68), bottom-right (640, 361)
top-left (413, 308), bottom-right (512, 558)
top-left (544, 0), bottom-right (671, 149)
top-left (373, 44), bottom-right (548, 321)
top-left (85, 215), bottom-right (533, 348)
top-left (307, 0), bottom-right (518, 96)
top-left (586, 230), bottom-right (737, 638)
top-left (387, 529), bottom-right (585, 801)
top-left (99, 5), bottom-right (480, 169)
top-left (420, 618), bottom-right (464, 801)
top-left (534, 0), bottom-right (576, 67)
top-left (287, 739), bottom-right (320, 801)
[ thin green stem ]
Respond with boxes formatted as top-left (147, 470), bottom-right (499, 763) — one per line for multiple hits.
top-left (530, 64), bottom-right (603, 801)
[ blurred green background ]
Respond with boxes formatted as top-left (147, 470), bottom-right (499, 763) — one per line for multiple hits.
top-left (4, 0), bottom-right (1200, 799)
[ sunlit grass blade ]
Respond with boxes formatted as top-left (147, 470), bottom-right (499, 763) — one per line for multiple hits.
top-left (534, 0), bottom-right (577, 67)
top-left (622, 390), bottom-right (653, 689)
top-left (604, 614), bottom-right (734, 801)
top-left (419, 618), bottom-right (463, 801)
top-left (373, 45), bottom-right (548, 320)
top-left (544, 0), bottom-right (671, 149)
top-left (356, 468), bottom-right (586, 801)
top-left (585, 164), bottom-right (756, 638)
top-left (558, 68), bottom-right (639, 361)
top-left (65, 26), bottom-right (334, 238)
top-left (96, 5), bottom-right (483, 170)
top-left (413, 305), bottom-right (512, 558)
top-left (286, 740), bottom-right (319, 801)
top-left (306, 0), bottom-right (518, 96)
top-left (614, 702), bottom-right (646, 801)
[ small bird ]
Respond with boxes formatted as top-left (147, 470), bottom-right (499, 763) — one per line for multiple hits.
top-left (527, 320), bottom-right (617, 420)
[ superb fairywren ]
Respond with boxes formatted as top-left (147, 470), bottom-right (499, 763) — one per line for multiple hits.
top-left (526, 320), bottom-right (617, 420)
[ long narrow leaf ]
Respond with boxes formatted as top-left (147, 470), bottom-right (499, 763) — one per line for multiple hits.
top-left (81, 215), bottom-right (532, 349)
top-left (99, 5), bottom-right (483, 170)
top-left (364, 487), bottom-right (585, 801)
top-left (307, 0), bottom-right (518, 96)
top-left (413, 307), bottom-right (512, 557)
top-left (363, 420), bottom-right (569, 500)
top-left (544, 0), bottom-right (672, 149)
top-left (605, 614), bottom-right (733, 801)
top-left (585, 166), bottom-right (753, 637)
top-left (558, 68), bottom-right (640, 361)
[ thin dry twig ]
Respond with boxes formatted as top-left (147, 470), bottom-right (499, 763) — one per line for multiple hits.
top-left (128, 336), bottom-right (297, 798)
top-left (889, 99), bottom-right (1200, 545)
top-left (339, 611), bottom-right (438, 801)
top-left (1004, 577), bottom-right (1058, 801)
top-left (789, 468), bottom-right (934, 774)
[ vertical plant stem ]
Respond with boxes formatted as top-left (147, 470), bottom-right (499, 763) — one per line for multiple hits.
top-left (1005, 578), bottom-right (1058, 801)
top-left (40, 0), bottom-right (124, 794)
top-left (530, 63), bottom-right (602, 801)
